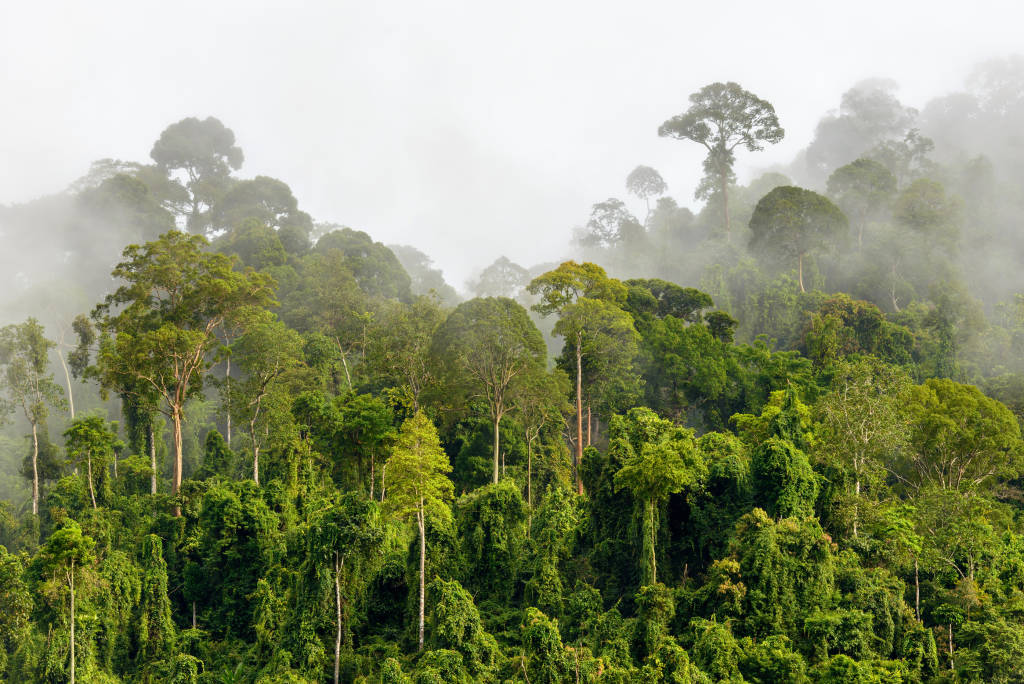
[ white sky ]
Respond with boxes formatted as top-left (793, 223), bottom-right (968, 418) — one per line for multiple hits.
top-left (1, 0), bottom-right (1020, 287)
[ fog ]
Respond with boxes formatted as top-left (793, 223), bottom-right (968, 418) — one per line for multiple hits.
top-left (3, 1), bottom-right (1021, 289)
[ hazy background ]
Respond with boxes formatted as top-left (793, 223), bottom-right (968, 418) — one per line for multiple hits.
top-left (1, 0), bottom-right (1020, 287)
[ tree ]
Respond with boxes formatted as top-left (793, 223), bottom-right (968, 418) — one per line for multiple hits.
top-left (625, 166), bottom-right (667, 223)
top-left (337, 393), bottom-right (395, 499)
top-left (433, 297), bottom-right (546, 484)
top-left (35, 521), bottom-right (95, 684)
top-left (814, 358), bottom-right (910, 537)
top-left (749, 186), bottom-right (848, 292)
top-left (469, 256), bottom-right (531, 300)
top-left (611, 408), bottom-right (705, 585)
top-left (149, 116), bottom-right (244, 234)
top-left (826, 158), bottom-right (897, 248)
top-left (137, 534), bottom-right (175, 664)
top-left (228, 316), bottom-right (305, 484)
top-left (363, 296), bottom-right (445, 411)
top-left (210, 175), bottom-right (312, 239)
top-left (87, 231), bottom-right (275, 512)
top-left (63, 415), bottom-right (118, 510)
top-left (315, 228), bottom-right (412, 301)
top-left (658, 82), bottom-right (784, 239)
top-left (308, 492), bottom-right (384, 684)
top-left (389, 244), bottom-right (460, 305)
top-left (0, 318), bottom-right (66, 515)
top-left (900, 378), bottom-right (1023, 493)
top-left (576, 199), bottom-right (643, 250)
top-left (512, 367), bottom-right (571, 512)
top-left (553, 299), bottom-right (640, 491)
top-left (529, 262), bottom-right (638, 493)
top-left (384, 412), bottom-right (454, 651)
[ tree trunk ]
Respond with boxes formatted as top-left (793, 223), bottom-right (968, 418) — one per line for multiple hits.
top-left (798, 253), bottom-right (805, 293)
top-left (31, 421), bottom-right (39, 516)
top-left (492, 413), bottom-right (501, 484)
top-left (526, 436), bottom-right (533, 511)
top-left (251, 416), bottom-right (260, 485)
top-left (370, 452), bottom-right (375, 500)
top-left (69, 561), bottom-right (76, 684)
top-left (575, 335), bottom-right (583, 495)
top-left (172, 406), bottom-right (184, 516)
top-left (721, 171), bottom-right (731, 241)
top-left (87, 452), bottom-right (97, 509)
top-left (915, 557), bottom-right (920, 621)
top-left (586, 405), bottom-right (591, 447)
top-left (339, 349), bottom-right (352, 390)
top-left (58, 351), bottom-right (75, 420)
top-left (380, 463), bottom-right (386, 503)
top-left (890, 262), bottom-right (901, 312)
top-left (149, 422), bottom-right (157, 496)
top-left (225, 351), bottom-right (231, 448)
top-left (852, 474), bottom-right (860, 538)
top-left (948, 622), bottom-right (954, 670)
top-left (334, 552), bottom-right (343, 684)
top-left (649, 498), bottom-right (657, 585)
top-left (418, 505), bottom-right (426, 651)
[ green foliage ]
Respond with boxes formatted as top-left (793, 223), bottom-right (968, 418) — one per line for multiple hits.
top-left (749, 186), bottom-right (848, 292)
top-left (455, 479), bottom-right (527, 601)
top-left (612, 407), bottom-right (705, 585)
top-left (428, 577), bottom-right (499, 677)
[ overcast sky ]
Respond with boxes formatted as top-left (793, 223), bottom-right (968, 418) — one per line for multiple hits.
top-left (1, 1), bottom-right (1020, 288)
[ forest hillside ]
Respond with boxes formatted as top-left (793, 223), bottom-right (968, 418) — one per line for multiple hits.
top-left (3, 63), bottom-right (1024, 682)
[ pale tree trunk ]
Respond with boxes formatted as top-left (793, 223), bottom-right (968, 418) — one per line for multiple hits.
top-left (890, 262), bottom-right (901, 312)
top-left (57, 351), bottom-right (75, 420)
top-left (149, 422), bottom-right (157, 496)
top-left (586, 405), bottom-right (591, 447)
top-left (575, 335), bottom-right (583, 495)
top-left (69, 561), bottom-right (76, 684)
top-left (224, 335), bottom-right (231, 448)
top-left (250, 416), bottom-right (260, 485)
top-left (721, 171), bottom-right (731, 241)
top-left (87, 451), bottom-right (96, 509)
top-left (31, 421), bottom-right (39, 516)
top-left (526, 436), bottom-right (533, 511)
top-left (650, 499), bottom-right (657, 585)
top-left (948, 623), bottom-right (954, 670)
top-left (334, 552), bottom-right (343, 684)
top-left (418, 504), bottom-right (426, 651)
top-left (853, 470), bottom-right (860, 538)
top-left (370, 453), bottom-right (375, 500)
top-left (798, 253), bottom-right (805, 293)
top-left (492, 413), bottom-right (501, 484)
top-left (172, 406), bottom-right (183, 516)
top-left (915, 557), bottom-right (920, 621)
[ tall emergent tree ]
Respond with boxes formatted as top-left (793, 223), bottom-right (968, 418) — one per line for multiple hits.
top-left (384, 412), bottom-right (454, 651)
top-left (658, 82), bottom-right (784, 239)
top-left (529, 262), bottom-right (639, 493)
top-left (748, 186), bottom-right (848, 292)
top-left (87, 231), bottom-right (275, 512)
top-left (433, 297), bottom-right (546, 483)
top-left (0, 318), bottom-right (66, 515)
top-left (625, 165), bottom-right (667, 223)
top-left (149, 116), bottom-right (244, 234)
